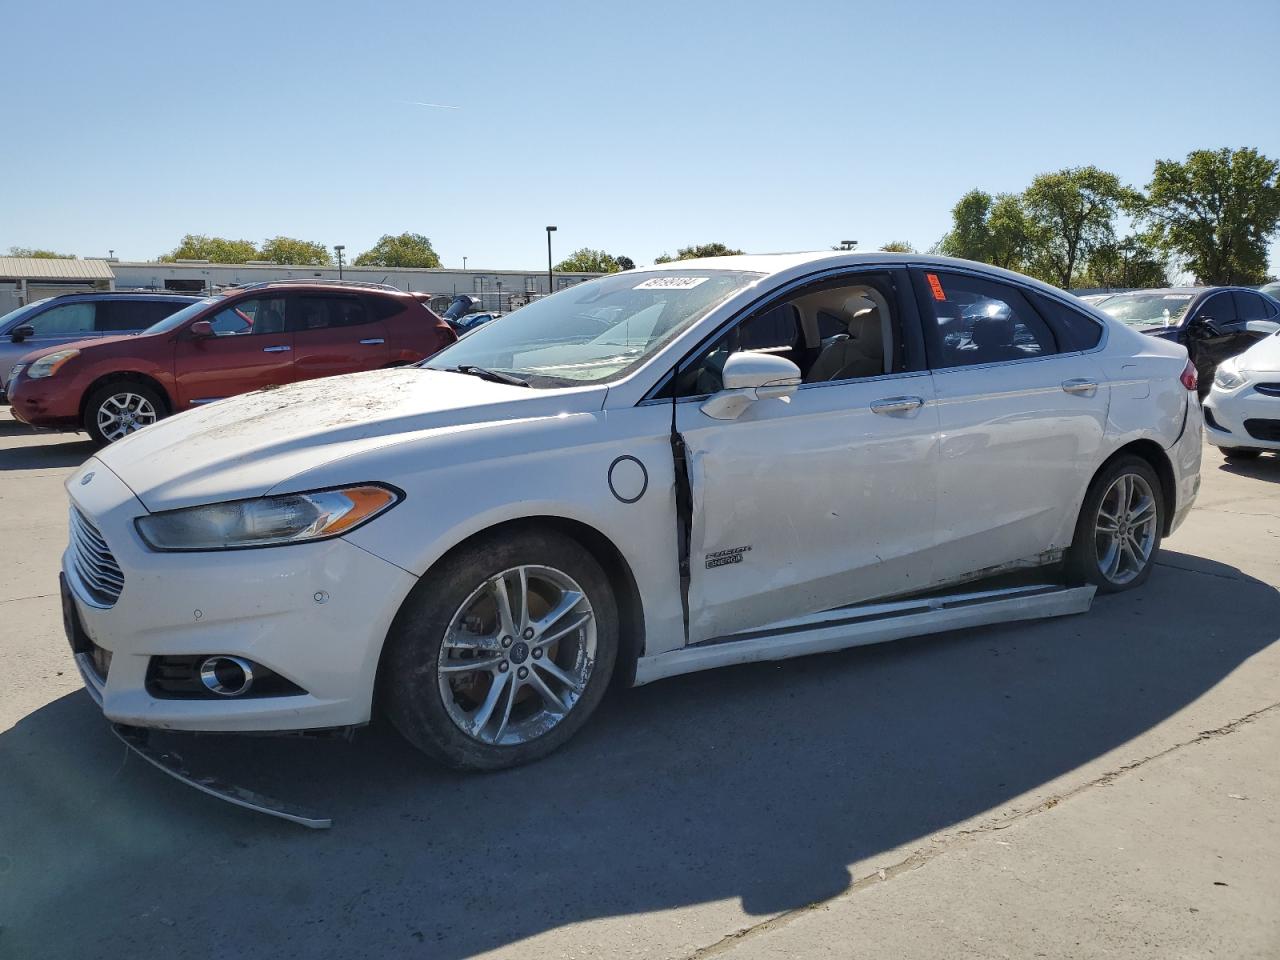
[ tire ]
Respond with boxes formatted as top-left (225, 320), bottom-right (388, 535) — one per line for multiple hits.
top-left (381, 527), bottom-right (618, 771)
top-left (1221, 447), bottom-right (1262, 461)
top-left (84, 381), bottom-right (166, 446)
top-left (1064, 454), bottom-right (1164, 594)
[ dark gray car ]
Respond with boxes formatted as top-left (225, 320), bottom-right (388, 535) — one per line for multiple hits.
top-left (0, 292), bottom-right (200, 400)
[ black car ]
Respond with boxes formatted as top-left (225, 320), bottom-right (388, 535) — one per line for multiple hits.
top-left (1097, 287), bottom-right (1280, 393)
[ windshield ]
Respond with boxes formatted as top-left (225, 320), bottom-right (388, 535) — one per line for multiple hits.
top-left (0, 298), bottom-right (52, 331)
top-left (1100, 292), bottom-right (1196, 328)
top-left (143, 296), bottom-right (221, 334)
top-left (423, 270), bottom-right (763, 386)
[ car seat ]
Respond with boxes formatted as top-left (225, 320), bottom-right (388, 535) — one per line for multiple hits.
top-left (805, 290), bottom-right (890, 382)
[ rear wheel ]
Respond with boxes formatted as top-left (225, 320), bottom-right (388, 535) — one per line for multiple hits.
top-left (1221, 447), bottom-right (1262, 461)
top-left (1064, 455), bottom-right (1164, 593)
top-left (381, 528), bottom-right (618, 770)
top-left (84, 381), bottom-right (166, 446)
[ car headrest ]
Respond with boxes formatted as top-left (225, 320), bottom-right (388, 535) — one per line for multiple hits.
top-left (971, 315), bottom-right (1016, 348)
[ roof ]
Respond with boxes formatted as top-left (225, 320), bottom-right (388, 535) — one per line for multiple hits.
top-left (0, 257), bottom-right (115, 281)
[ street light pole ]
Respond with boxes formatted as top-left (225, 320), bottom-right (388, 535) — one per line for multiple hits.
top-left (334, 244), bottom-right (345, 280)
top-left (546, 226), bottom-right (557, 295)
top-left (838, 240), bottom-right (858, 251)
top-left (463, 256), bottom-right (468, 271)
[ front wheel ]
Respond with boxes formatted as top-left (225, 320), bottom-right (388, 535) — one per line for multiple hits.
top-left (84, 381), bottom-right (166, 446)
top-left (1064, 455), bottom-right (1164, 593)
top-left (381, 528), bottom-right (618, 770)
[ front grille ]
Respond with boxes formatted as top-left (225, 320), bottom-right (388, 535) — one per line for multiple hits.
top-left (1243, 419), bottom-right (1280, 442)
top-left (1255, 383), bottom-right (1280, 398)
top-left (69, 508), bottom-right (125, 607)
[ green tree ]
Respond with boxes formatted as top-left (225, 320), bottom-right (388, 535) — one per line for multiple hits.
top-left (554, 248), bottom-right (628, 273)
top-left (879, 240), bottom-right (915, 253)
top-left (352, 232), bottom-right (442, 268)
top-left (259, 236), bottom-right (333, 266)
top-left (653, 242), bottom-right (745, 263)
top-left (7, 246), bottom-right (76, 258)
top-left (938, 190), bottom-right (995, 262)
top-left (615, 255), bottom-right (636, 271)
top-left (1081, 234), bottom-right (1170, 289)
top-left (1137, 147), bottom-right (1280, 285)
top-left (1022, 166), bottom-right (1135, 288)
top-left (159, 234), bottom-right (259, 263)
top-left (938, 191), bottom-right (1036, 271)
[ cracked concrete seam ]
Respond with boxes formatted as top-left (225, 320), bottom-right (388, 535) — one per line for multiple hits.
top-left (681, 700), bottom-right (1280, 960)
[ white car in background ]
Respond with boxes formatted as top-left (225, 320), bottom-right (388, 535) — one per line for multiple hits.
top-left (1204, 328), bottom-right (1280, 459)
top-left (61, 252), bottom-right (1202, 772)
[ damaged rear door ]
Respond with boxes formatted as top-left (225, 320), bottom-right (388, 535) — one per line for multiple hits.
top-left (671, 267), bottom-right (940, 645)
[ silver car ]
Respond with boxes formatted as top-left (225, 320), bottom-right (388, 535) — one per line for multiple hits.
top-left (0, 293), bottom-right (200, 399)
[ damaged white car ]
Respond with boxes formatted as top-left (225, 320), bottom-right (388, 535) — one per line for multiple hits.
top-left (63, 253), bottom-right (1202, 772)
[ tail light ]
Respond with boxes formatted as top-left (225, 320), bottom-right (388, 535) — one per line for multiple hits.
top-left (1180, 360), bottom-right (1198, 392)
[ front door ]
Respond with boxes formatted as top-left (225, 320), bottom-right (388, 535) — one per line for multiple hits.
top-left (673, 268), bottom-right (940, 644)
top-left (172, 295), bottom-right (294, 408)
top-left (289, 294), bottom-right (390, 383)
top-left (1184, 291), bottom-right (1245, 382)
top-left (911, 268), bottom-right (1111, 584)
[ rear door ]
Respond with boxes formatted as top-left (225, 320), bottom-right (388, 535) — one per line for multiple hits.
top-left (288, 293), bottom-right (390, 382)
top-left (172, 295), bottom-right (294, 408)
top-left (912, 268), bottom-right (1111, 585)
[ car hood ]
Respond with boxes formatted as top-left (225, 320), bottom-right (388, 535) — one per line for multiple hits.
top-left (16, 333), bottom-right (140, 362)
top-left (1238, 332), bottom-right (1280, 373)
top-left (93, 367), bottom-right (608, 511)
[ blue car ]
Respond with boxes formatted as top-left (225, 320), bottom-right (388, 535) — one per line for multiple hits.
top-left (1, 292), bottom-right (200, 400)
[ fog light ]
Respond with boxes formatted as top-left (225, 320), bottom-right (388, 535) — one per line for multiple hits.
top-left (199, 655), bottom-right (255, 697)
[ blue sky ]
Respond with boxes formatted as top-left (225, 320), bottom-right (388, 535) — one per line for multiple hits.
top-left (2, 0), bottom-right (1278, 271)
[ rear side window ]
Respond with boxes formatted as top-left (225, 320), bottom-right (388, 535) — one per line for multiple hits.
top-left (291, 296), bottom-right (371, 331)
top-left (1233, 291), bottom-right (1273, 322)
top-left (915, 271), bottom-right (1056, 369)
top-left (27, 302), bottom-right (96, 335)
top-left (1029, 292), bottom-right (1104, 351)
top-left (367, 294), bottom-right (405, 321)
top-left (96, 300), bottom-right (187, 332)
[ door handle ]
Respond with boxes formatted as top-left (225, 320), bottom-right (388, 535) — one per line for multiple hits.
top-left (262, 345), bottom-right (291, 353)
top-left (1062, 378), bottom-right (1098, 396)
top-left (870, 396), bottom-right (925, 415)
top-left (359, 338), bottom-right (385, 345)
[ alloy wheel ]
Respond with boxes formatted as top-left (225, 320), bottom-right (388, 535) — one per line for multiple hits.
top-left (96, 392), bottom-right (158, 442)
top-left (437, 565), bottom-right (596, 746)
top-left (1094, 472), bottom-right (1157, 586)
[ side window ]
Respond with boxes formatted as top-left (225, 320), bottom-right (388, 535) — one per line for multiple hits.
top-left (674, 272), bottom-right (903, 396)
top-left (326, 297), bottom-right (370, 328)
top-left (917, 271), bottom-right (1056, 368)
top-left (209, 297), bottom-right (287, 336)
top-left (1198, 292), bottom-right (1237, 325)
top-left (1233, 291), bottom-right (1269, 322)
top-left (96, 300), bottom-right (176, 332)
top-left (1029, 292), bottom-right (1104, 351)
top-left (27, 302), bottom-right (96, 336)
top-left (289, 296), bottom-right (370, 332)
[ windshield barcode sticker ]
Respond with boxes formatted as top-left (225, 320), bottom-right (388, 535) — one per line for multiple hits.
top-left (633, 276), bottom-right (709, 290)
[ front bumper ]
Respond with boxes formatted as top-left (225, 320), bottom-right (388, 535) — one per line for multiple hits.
top-left (63, 459), bottom-right (419, 732)
top-left (1203, 382), bottom-right (1280, 451)
top-left (8, 376), bottom-right (82, 428)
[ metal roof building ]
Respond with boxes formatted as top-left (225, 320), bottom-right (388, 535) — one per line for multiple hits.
top-left (0, 258), bottom-right (115, 314)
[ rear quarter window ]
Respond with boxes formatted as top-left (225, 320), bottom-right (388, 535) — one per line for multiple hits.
top-left (1030, 292), bottom-right (1104, 351)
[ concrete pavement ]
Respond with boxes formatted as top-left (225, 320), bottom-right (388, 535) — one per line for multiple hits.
top-left (0, 409), bottom-right (1277, 959)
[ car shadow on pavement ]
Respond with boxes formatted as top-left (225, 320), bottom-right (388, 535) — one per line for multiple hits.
top-left (0, 436), bottom-right (94, 471)
top-left (1218, 452), bottom-right (1280, 482)
top-left (2, 552), bottom-right (1277, 958)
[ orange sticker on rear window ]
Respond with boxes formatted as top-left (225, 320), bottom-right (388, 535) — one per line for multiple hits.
top-left (926, 273), bottom-right (946, 301)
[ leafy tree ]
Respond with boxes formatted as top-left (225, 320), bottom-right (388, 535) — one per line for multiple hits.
top-left (938, 190), bottom-right (995, 262)
top-left (159, 234), bottom-right (259, 263)
top-left (614, 255), bottom-right (636, 271)
top-left (554, 248), bottom-right (628, 273)
top-left (352, 232), bottom-right (442, 268)
top-left (653, 242), bottom-right (745, 263)
top-left (879, 241), bottom-right (916, 253)
top-left (1137, 147), bottom-right (1280, 285)
top-left (938, 190), bottom-right (1036, 271)
top-left (259, 236), bottom-right (333, 266)
top-left (1082, 234), bottom-right (1170, 289)
top-left (7, 246), bottom-right (76, 259)
top-left (1022, 166), bottom-right (1135, 288)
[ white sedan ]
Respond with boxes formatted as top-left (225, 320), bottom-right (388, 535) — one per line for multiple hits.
top-left (62, 253), bottom-right (1202, 771)
top-left (1203, 328), bottom-right (1280, 459)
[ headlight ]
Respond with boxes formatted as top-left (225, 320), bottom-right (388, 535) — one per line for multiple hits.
top-left (27, 349), bottom-right (80, 379)
top-left (1214, 362), bottom-right (1246, 391)
top-left (135, 485), bottom-right (401, 551)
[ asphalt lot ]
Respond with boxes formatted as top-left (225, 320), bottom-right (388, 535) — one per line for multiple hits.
top-left (1, 409), bottom-right (1277, 960)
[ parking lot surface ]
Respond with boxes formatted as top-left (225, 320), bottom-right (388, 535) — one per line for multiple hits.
top-left (1, 408), bottom-right (1277, 959)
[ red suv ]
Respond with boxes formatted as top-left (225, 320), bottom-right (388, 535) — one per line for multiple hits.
top-left (8, 281), bottom-right (456, 445)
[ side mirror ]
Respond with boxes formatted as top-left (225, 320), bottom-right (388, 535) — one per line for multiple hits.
top-left (188, 320), bottom-right (214, 338)
top-left (701, 352), bottom-right (801, 420)
top-left (1245, 319), bottom-right (1280, 336)
top-left (10, 324), bottom-right (34, 343)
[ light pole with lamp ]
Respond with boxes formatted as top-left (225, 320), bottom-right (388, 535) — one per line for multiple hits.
top-left (838, 240), bottom-right (858, 251)
top-left (545, 225), bottom-right (557, 295)
top-left (334, 244), bottom-right (345, 280)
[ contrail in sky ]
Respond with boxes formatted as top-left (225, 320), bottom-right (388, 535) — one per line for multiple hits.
top-left (396, 99), bottom-right (463, 110)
